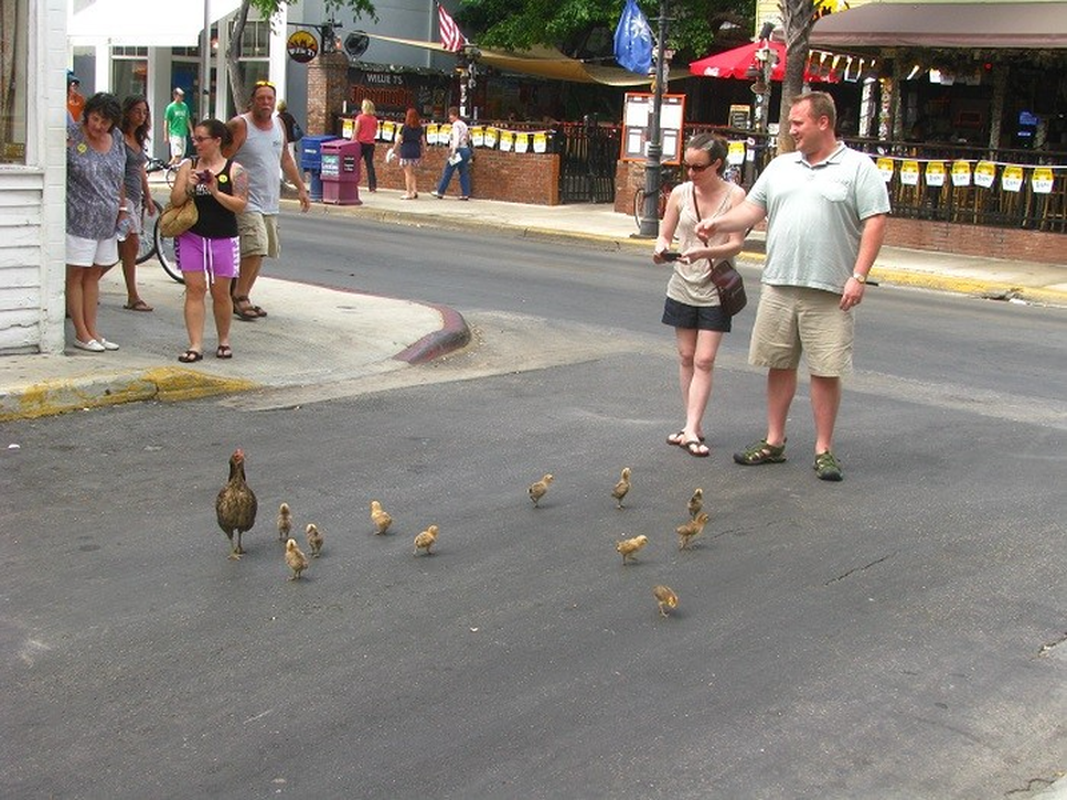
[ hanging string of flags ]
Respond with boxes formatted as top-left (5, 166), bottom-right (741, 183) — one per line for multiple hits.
top-left (871, 156), bottom-right (1061, 194)
top-left (373, 120), bottom-right (557, 155)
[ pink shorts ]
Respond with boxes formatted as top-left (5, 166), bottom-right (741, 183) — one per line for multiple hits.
top-left (175, 233), bottom-right (240, 279)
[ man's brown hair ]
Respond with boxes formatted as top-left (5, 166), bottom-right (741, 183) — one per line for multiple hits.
top-left (791, 91), bottom-right (837, 130)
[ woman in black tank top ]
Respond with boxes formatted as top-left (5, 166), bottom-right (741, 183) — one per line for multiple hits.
top-left (169, 119), bottom-right (249, 362)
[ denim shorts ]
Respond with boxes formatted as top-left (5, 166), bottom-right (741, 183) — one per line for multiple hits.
top-left (662, 296), bottom-right (731, 332)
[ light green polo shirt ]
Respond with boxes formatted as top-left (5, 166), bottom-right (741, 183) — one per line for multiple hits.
top-left (747, 143), bottom-right (891, 293)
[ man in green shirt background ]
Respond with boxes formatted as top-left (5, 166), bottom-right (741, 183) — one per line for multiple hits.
top-left (164, 87), bottom-right (191, 166)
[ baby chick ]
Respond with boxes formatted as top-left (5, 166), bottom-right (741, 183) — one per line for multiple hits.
top-left (285, 538), bottom-right (309, 580)
top-left (611, 467), bottom-right (632, 509)
top-left (305, 523), bottom-right (324, 558)
top-left (687, 488), bottom-right (703, 519)
top-left (528, 474), bottom-right (554, 507)
top-left (413, 524), bottom-right (439, 556)
top-left (370, 500), bottom-right (393, 535)
top-left (653, 585), bottom-right (679, 618)
top-left (277, 502), bottom-right (292, 541)
top-left (616, 534), bottom-right (649, 564)
top-left (676, 512), bottom-right (710, 550)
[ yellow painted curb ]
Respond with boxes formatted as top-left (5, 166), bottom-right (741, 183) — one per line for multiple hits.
top-left (0, 367), bottom-right (259, 422)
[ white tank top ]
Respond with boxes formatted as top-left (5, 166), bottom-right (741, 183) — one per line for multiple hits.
top-left (237, 113), bottom-right (283, 214)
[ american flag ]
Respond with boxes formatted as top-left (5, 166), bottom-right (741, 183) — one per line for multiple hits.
top-left (436, 1), bottom-right (468, 53)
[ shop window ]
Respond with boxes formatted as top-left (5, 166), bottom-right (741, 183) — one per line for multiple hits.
top-left (0, 0), bottom-right (28, 164)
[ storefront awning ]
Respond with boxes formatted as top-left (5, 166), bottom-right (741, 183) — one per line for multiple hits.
top-left (69, 0), bottom-right (243, 47)
top-left (810, 1), bottom-right (1067, 49)
top-left (367, 33), bottom-right (651, 86)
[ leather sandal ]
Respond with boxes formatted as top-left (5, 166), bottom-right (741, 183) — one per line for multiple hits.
top-left (232, 295), bottom-right (258, 321)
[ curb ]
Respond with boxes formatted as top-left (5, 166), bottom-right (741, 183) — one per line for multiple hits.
top-left (0, 368), bottom-right (258, 422)
top-left (395, 304), bottom-right (472, 364)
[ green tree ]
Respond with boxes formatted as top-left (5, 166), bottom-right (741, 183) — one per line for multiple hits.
top-left (227, 0), bottom-right (378, 112)
top-left (456, 0), bottom-right (750, 65)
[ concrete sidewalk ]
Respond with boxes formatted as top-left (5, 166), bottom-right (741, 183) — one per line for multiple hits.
top-left (2, 187), bottom-right (1065, 422)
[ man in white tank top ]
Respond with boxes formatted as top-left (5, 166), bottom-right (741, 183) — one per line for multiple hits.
top-left (224, 81), bottom-right (310, 320)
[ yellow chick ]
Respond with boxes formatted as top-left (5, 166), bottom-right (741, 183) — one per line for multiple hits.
top-left (676, 512), bottom-right (710, 550)
top-left (653, 585), bottom-right (679, 617)
top-left (370, 500), bottom-right (393, 535)
top-left (528, 474), bottom-right (554, 507)
top-left (687, 488), bottom-right (703, 519)
top-left (616, 534), bottom-right (649, 564)
top-left (285, 538), bottom-right (309, 580)
top-left (611, 467), bottom-right (632, 509)
top-left (305, 523), bottom-right (324, 558)
top-left (413, 524), bottom-right (439, 556)
top-left (277, 502), bottom-right (292, 541)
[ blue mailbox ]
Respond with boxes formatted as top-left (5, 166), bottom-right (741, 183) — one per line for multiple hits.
top-left (300, 135), bottom-right (340, 202)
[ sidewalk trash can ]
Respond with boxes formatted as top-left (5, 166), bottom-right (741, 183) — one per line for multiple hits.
top-left (320, 138), bottom-right (363, 205)
top-left (300, 135), bottom-right (337, 202)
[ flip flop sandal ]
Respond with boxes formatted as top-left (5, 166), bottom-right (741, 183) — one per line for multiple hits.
top-left (683, 440), bottom-right (710, 458)
top-left (215, 344), bottom-right (233, 359)
top-left (251, 305), bottom-right (267, 318)
top-left (178, 349), bottom-right (203, 363)
top-left (667, 431), bottom-right (706, 447)
top-left (123, 299), bottom-right (153, 312)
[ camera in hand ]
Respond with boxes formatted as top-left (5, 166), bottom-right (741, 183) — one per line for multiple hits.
top-left (660, 251), bottom-right (683, 261)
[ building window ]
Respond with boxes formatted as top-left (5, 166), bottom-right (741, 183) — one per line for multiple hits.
top-left (113, 58), bottom-right (149, 101)
top-left (0, 0), bottom-right (28, 164)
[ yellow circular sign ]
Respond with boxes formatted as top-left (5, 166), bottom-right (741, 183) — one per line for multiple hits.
top-left (287, 30), bottom-right (319, 64)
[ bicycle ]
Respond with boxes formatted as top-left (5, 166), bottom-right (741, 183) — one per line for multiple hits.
top-left (116, 197), bottom-right (183, 284)
top-left (632, 164), bottom-right (681, 230)
top-left (145, 156), bottom-right (181, 188)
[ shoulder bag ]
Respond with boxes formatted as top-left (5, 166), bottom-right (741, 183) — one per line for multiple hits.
top-left (158, 198), bottom-right (198, 238)
top-left (693, 184), bottom-right (747, 317)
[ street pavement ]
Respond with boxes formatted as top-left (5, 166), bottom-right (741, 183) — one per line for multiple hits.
top-left (1, 186), bottom-right (1066, 423)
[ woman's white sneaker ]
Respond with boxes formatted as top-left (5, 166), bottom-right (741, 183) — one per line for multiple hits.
top-left (98, 338), bottom-right (119, 351)
top-left (73, 338), bottom-right (106, 352)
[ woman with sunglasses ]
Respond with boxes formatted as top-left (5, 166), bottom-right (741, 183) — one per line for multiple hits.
top-left (168, 119), bottom-right (249, 362)
top-left (652, 133), bottom-right (746, 458)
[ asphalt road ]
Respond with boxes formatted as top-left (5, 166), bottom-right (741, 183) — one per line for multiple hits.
top-left (2, 215), bottom-right (1066, 799)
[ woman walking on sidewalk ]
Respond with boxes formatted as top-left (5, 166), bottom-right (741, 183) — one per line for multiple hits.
top-left (169, 119), bottom-right (248, 362)
top-left (390, 108), bottom-right (424, 199)
top-left (431, 107), bottom-right (471, 200)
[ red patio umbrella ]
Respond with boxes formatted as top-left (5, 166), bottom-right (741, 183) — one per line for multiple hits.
top-left (689, 41), bottom-right (839, 83)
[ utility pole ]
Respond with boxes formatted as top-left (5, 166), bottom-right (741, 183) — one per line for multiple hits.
top-left (636, 0), bottom-right (669, 238)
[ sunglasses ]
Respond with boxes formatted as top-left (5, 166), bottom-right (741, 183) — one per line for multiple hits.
top-left (254, 80), bottom-right (275, 88)
top-left (683, 161), bottom-right (713, 172)
top-left (192, 135), bottom-right (218, 143)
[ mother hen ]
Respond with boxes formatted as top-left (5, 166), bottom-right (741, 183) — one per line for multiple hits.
top-left (216, 448), bottom-right (258, 560)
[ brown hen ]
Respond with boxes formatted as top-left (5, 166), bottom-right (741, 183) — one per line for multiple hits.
top-left (215, 449), bottom-right (258, 560)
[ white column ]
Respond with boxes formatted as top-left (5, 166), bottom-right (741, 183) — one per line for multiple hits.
top-left (94, 44), bottom-right (111, 92)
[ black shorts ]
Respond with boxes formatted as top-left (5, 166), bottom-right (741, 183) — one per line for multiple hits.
top-left (662, 296), bottom-right (731, 332)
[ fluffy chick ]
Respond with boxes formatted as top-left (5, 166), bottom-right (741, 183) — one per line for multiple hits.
top-left (277, 502), bottom-right (292, 541)
top-left (413, 524), bottom-right (439, 556)
top-left (616, 534), bottom-right (649, 564)
top-left (611, 467), bottom-right (632, 509)
top-left (285, 538), bottom-right (309, 580)
top-left (687, 488), bottom-right (703, 519)
top-left (653, 585), bottom-right (679, 617)
top-left (305, 523), bottom-right (324, 558)
top-left (676, 512), bottom-right (710, 550)
top-left (369, 500), bottom-right (393, 535)
top-left (528, 474), bottom-right (554, 507)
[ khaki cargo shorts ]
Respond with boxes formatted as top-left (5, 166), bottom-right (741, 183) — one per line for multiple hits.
top-left (749, 284), bottom-right (854, 377)
top-left (236, 211), bottom-right (280, 259)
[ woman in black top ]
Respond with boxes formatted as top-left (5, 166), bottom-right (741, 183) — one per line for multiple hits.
top-left (168, 119), bottom-right (249, 362)
top-left (389, 107), bottom-right (424, 199)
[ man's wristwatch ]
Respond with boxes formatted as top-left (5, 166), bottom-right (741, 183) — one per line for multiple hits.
top-left (852, 272), bottom-right (867, 284)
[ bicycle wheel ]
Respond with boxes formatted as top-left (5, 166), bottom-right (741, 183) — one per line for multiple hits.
top-left (633, 188), bottom-right (647, 230)
top-left (135, 199), bottom-right (162, 264)
top-left (154, 224), bottom-right (184, 284)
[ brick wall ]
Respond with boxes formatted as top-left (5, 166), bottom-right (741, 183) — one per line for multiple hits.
top-left (356, 145), bottom-right (561, 204)
top-left (884, 218), bottom-right (1065, 265)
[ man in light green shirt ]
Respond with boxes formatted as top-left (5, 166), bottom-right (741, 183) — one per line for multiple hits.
top-left (164, 87), bottom-right (191, 166)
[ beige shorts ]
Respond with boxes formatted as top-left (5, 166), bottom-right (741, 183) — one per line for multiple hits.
top-left (236, 211), bottom-right (280, 259)
top-left (749, 284), bottom-right (854, 377)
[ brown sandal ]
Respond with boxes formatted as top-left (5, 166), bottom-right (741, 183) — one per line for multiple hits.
top-left (232, 295), bottom-right (258, 321)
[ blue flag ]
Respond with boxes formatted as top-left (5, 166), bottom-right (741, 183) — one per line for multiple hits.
top-left (614, 0), bottom-right (653, 75)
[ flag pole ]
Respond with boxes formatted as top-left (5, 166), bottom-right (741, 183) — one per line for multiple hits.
top-left (637, 0), bottom-right (669, 238)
